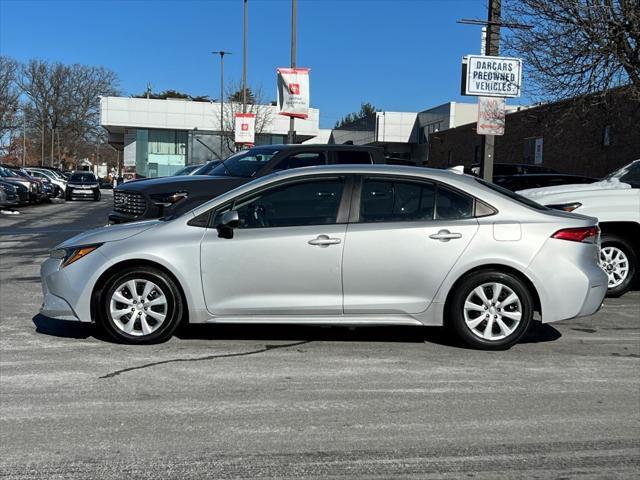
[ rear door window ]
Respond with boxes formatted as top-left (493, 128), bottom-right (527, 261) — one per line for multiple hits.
top-left (274, 152), bottom-right (327, 170)
top-left (334, 150), bottom-right (373, 165)
top-left (359, 179), bottom-right (436, 223)
top-left (435, 186), bottom-right (474, 220)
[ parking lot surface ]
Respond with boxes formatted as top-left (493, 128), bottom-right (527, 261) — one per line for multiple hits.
top-left (1, 194), bottom-right (639, 479)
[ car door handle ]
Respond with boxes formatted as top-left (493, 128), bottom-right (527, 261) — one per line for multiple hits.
top-left (308, 235), bottom-right (342, 247)
top-left (429, 230), bottom-right (462, 242)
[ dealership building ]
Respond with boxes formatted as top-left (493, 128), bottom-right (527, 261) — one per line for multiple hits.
top-left (100, 96), bottom-right (321, 177)
top-left (329, 102), bottom-right (527, 165)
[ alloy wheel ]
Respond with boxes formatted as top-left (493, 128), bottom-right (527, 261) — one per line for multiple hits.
top-left (600, 246), bottom-right (629, 289)
top-left (109, 279), bottom-right (168, 337)
top-left (463, 282), bottom-right (522, 341)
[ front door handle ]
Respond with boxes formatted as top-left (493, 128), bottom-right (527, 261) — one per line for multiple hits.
top-left (429, 229), bottom-right (462, 242)
top-left (308, 235), bottom-right (342, 247)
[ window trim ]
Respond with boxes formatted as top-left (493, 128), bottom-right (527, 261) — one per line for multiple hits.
top-left (350, 174), bottom-right (496, 224)
top-left (196, 174), bottom-right (356, 230)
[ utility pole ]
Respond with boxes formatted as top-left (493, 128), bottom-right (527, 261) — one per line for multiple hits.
top-left (50, 127), bottom-right (55, 167)
top-left (213, 51), bottom-right (232, 158)
top-left (480, 0), bottom-right (501, 182)
top-left (242, 0), bottom-right (248, 114)
top-left (22, 110), bottom-right (26, 167)
top-left (287, 0), bottom-right (297, 144)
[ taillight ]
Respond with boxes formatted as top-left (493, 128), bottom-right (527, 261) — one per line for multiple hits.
top-left (552, 226), bottom-right (599, 243)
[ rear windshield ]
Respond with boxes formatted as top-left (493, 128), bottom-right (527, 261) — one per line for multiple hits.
top-left (69, 172), bottom-right (96, 182)
top-left (475, 177), bottom-right (548, 211)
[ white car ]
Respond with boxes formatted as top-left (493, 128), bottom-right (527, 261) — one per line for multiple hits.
top-left (519, 160), bottom-right (640, 296)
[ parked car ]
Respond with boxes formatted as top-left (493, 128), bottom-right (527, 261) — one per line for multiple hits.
top-left (65, 171), bottom-right (101, 201)
top-left (468, 163), bottom-right (559, 176)
top-left (519, 159), bottom-right (640, 296)
top-left (173, 164), bottom-right (205, 176)
top-left (42, 165), bottom-right (607, 349)
top-left (0, 166), bottom-right (41, 203)
top-left (0, 181), bottom-right (19, 207)
top-left (0, 179), bottom-right (28, 205)
top-left (494, 173), bottom-right (599, 192)
top-left (25, 168), bottom-right (66, 197)
top-left (109, 144), bottom-right (386, 224)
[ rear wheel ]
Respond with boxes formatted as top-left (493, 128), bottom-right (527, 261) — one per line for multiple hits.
top-left (600, 234), bottom-right (637, 297)
top-left (99, 267), bottom-right (183, 344)
top-left (449, 270), bottom-right (533, 350)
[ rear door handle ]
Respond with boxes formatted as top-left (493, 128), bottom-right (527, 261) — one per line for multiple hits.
top-left (429, 229), bottom-right (462, 242)
top-left (308, 235), bottom-right (342, 247)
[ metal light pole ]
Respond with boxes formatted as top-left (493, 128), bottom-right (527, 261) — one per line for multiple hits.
top-left (22, 110), bottom-right (26, 167)
top-left (242, 0), bottom-right (248, 114)
top-left (287, 0), bottom-right (297, 144)
top-left (213, 51), bottom-right (232, 158)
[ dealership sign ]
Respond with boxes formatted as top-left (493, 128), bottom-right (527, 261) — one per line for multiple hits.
top-left (477, 97), bottom-right (506, 136)
top-left (277, 67), bottom-right (310, 119)
top-left (462, 55), bottom-right (522, 98)
top-left (234, 113), bottom-right (256, 144)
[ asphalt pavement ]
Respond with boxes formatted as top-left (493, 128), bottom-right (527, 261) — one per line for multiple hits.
top-left (1, 193), bottom-right (639, 479)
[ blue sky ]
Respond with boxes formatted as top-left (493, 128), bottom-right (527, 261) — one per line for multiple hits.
top-left (0, 0), bottom-right (527, 128)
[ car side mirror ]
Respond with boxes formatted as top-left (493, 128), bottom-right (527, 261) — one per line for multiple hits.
top-left (217, 210), bottom-right (239, 239)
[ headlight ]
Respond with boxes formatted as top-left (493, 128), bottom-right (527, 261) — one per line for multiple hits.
top-left (50, 244), bottom-right (102, 268)
top-left (150, 191), bottom-right (188, 207)
top-left (545, 202), bottom-right (582, 212)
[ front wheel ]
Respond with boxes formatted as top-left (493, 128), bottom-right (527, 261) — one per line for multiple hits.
top-left (601, 234), bottom-right (637, 297)
top-left (448, 271), bottom-right (533, 350)
top-left (99, 266), bottom-right (184, 344)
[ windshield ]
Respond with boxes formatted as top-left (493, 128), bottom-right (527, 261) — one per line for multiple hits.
top-left (603, 160), bottom-right (640, 187)
top-left (475, 177), bottom-right (549, 211)
top-left (69, 172), bottom-right (97, 183)
top-left (209, 149), bottom-right (279, 178)
top-left (191, 161), bottom-right (221, 176)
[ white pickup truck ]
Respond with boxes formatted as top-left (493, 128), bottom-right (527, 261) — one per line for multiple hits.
top-left (519, 159), bottom-right (640, 297)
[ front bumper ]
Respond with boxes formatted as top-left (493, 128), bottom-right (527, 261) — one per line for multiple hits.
top-left (40, 259), bottom-right (80, 321)
top-left (68, 187), bottom-right (99, 197)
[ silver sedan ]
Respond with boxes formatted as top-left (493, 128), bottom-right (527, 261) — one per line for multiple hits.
top-left (40, 165), bottom-right (608, 349)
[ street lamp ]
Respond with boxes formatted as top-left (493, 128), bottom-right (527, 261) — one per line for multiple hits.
top-left (287, 0), bottom-right (298, 144)
top-left (242, 0), bottom-right (248, 114)
top-left (212, 51), bottom-right (232, 158)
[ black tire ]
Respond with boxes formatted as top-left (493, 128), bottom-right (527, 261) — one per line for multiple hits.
top-left (448, 270), bottom-right (534, 350)
top-left (93, 193), bottom-right (101, 201)
top-left (601, 234), bottom-right (637, 297)
top-left (98, 266), bottom-right (184, 344)
top-left (65, 193), bottom-right (71, 201)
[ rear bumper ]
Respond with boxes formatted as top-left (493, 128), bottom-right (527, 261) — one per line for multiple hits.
top-left (528, 238), bottom-right (608, 323)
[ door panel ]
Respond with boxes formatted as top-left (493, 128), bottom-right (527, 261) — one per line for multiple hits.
top-left (200, 176), bottom-right (349, 316)
top-left (201, 225), bottom-right (346, 315)
top-left (342, 220), bottom-right (478, 314)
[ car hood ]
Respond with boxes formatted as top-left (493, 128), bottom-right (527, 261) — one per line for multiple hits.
top-left (56, 219), bottom-right (161, 249)
top-left (116, 175), bottom-right (243, 192)
top-left (518, 178), bottom-right (632, 199)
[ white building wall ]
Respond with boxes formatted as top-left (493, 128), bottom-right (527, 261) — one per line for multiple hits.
top-left (100, 96), bottom-right (319, 137)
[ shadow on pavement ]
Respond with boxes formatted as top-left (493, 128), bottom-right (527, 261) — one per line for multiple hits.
top-left (33, 314), bottom-right (562, 349)
top-left (32, 314), bottom-right (102, 340)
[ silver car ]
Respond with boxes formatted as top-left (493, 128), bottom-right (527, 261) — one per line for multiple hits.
top-left (40, 165), bottom-right (608, 349)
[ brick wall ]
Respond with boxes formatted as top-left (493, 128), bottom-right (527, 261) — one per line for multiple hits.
top-left (428, 88), bottom-right (640, 178)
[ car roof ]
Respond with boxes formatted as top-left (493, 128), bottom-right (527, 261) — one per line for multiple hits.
top-left (247, 144), bottom-right (381, 152)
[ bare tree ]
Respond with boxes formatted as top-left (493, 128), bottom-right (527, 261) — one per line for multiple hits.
top-left (17, 59), bottom-right (118, 166)
top-left (503, 0), bottom-right (640, 100)
top-left (0, 56), bottom-right (20, 153)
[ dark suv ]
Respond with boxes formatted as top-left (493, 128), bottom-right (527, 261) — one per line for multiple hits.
top-left (109, 144), bottom-right (385, 223)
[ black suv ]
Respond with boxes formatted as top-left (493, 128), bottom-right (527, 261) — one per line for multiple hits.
top-left (109, 144), bottom-right (385, 223)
